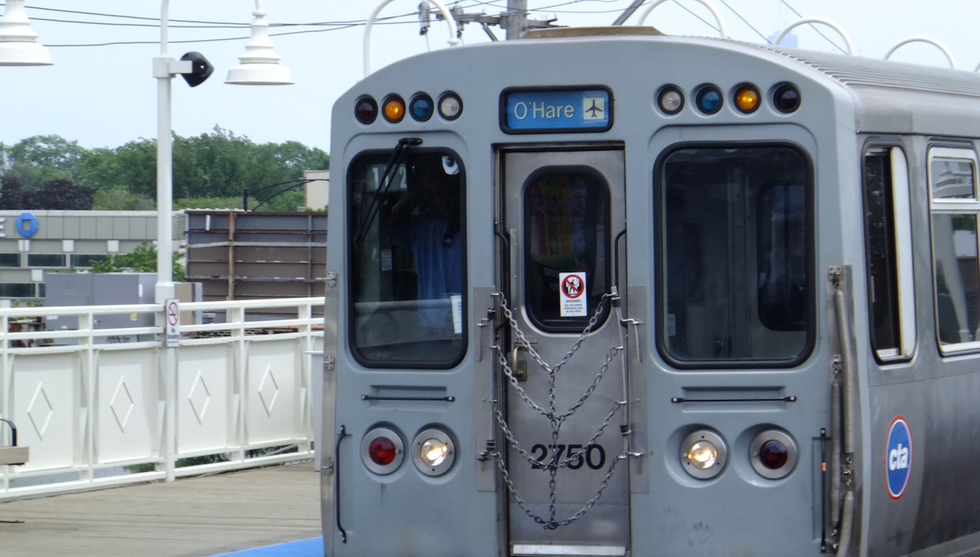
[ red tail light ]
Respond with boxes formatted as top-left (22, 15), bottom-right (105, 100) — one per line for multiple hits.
top-left (750, 429), bottom-right (798, 479)
top-left (759, 439), bottom-right (789, 469)
top-left (360, 427), bottom-right (404, 475)
top-left (369, 437), bottom-right (397, 466)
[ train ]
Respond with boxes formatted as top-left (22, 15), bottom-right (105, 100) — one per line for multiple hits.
top-left (318, 21), bottom-right (980, 557)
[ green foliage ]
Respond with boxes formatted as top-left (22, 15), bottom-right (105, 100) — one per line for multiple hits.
top-left (0, 135), bottom-right (85, 191)
top-left (93, 188), bottom-right (155, 211)
top-left (249, 187), bottom-right (305, 212)
top-left (2, 129), bottom-right (329, 210)
top-left (78, 141), bottom-right (156, 197)
top-left (90, 240), bottom-right (185, 282)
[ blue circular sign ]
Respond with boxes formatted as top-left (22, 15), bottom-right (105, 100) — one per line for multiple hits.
top-left (15, 212), bottom-right (38, 238)
top-left (885, 416), bottom-right (912, 500)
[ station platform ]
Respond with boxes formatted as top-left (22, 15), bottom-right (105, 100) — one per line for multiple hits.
top-left (0, 460), bottom-right (322, 557)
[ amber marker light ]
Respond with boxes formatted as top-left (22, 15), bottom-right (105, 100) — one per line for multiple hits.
top-left (383, 95), bottom-right (406, 123)
top-left (734, 85), bottom-right (760, 113)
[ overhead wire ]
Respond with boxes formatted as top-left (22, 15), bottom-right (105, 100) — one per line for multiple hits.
top-left (16, 0), bottom-right (850, 54)
top-left (716, 0), bottom-right (771, 43)
top-left (668, 0), bottom-right (720, 34)
top-left (26, 4), bottom-right (422, 49)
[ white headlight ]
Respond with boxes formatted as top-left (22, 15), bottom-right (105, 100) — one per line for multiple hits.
top-left (687, 441), bottom-right (718, 469)
top-left (412, 428), bottom-right (456, 476)
top-left (680, 429), bottom-right (727, 480)
top-left (420, 438), bottom-right (449, 467)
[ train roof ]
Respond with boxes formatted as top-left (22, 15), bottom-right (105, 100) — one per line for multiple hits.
top-left (521, 28), bottom-right (980, 136)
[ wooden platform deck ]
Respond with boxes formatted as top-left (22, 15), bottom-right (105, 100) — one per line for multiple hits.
top-left (0, 461), bottom-right (322, 557)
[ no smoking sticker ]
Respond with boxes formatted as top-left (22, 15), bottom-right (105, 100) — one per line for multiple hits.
top-left (559, 272), bottom-right (587, 317)
top-left (166, 299), bottom-right (180, 348)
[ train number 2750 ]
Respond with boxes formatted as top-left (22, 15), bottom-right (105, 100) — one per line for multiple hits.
top-left (530, 443), bottom-right (606, 470)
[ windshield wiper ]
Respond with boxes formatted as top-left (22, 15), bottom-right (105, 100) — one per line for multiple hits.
top-left (355, 137), bottom-right (422, 246)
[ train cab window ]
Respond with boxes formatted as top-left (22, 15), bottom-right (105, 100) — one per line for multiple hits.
top-left (347, 149), bottom-right (467, 367)
top-left (659, 145), bottom-right (812, 366)
top-left (928, 148), bottom-right (980, 353)
top-left (863, 146), bottom-right (916, 361)
top-left (523, 169), bottom-right (610, 332)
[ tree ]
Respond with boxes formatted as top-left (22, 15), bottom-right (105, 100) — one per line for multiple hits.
top-left (34, 179), bottom-right (96, 210)
top-left (0, 176), bottom-right (94, 210)
top-left (2, 135), bottom-right (85, 191)
top-left (78, 140), bottom-right (156, 198)
top-left (3, 130), bottom-right (329, 211)
top-left (90, 240), bottom-right (185, 282)
top-left (93, 188), bottom-right (155, 211)
top-left (0, 175), bottom-right (25, 210)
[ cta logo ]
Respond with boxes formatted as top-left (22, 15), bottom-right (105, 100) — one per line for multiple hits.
top-left (885, 416), bottom-right (913, 500)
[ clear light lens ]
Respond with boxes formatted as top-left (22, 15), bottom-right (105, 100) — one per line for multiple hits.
top-left (735, 86), bottom-right (760, 113)
top-left (659, 88), bottom-right (683, 114)
top-left (439, 93), bottom-right (462, 120)
top-left (687, 441), bottom-right (718, 469)
top-left (420, 438), bottom-right (449, 467)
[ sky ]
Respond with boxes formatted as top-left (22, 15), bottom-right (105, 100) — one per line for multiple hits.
top-left (2, 0), bottom-right (979, 153)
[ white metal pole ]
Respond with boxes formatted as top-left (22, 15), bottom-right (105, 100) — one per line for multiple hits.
top-left (155, 0), bottom-right (177, 483)
top-left (156, 0), bottom-right (174, 305)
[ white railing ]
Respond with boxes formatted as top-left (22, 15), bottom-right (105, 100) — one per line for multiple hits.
top-left (0, 297), bottom-right (323, 500)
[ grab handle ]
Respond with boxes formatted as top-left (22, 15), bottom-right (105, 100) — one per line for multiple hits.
top-left (335, 425), bottom-right (350, 543)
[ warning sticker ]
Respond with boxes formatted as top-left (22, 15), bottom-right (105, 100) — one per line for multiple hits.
top-left (559, 272), bottom-right (587, 317)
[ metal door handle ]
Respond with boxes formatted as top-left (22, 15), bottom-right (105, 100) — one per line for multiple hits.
top-left (510, 346), bottom-right (528, 382)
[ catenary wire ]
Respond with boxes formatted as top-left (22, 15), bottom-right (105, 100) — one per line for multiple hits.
top-left (716, 0), bottom-right (771, 43)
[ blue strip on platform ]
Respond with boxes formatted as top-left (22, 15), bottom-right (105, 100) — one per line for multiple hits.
top-left (211, 537), bottom-right (323, 557)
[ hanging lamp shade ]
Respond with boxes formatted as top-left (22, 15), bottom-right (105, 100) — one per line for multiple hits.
top-left (225, 6), bottom-right (292, 85)
top-left (0, 0), bottom-right (52, 66)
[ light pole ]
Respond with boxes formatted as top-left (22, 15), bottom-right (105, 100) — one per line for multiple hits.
top-left (155, 0), bottom-right (292, 481)
top-left (155, 0), bottom-right (293, 305)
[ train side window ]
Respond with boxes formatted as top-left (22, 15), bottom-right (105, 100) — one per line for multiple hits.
top-left (863, 146), bottom-right (916, 361)
top-left (658, 145), bottom-right (812, 366)
top-left (347, 149), bottom-right (467, 368)
top-left (928, 148), bottom-right (980, 353)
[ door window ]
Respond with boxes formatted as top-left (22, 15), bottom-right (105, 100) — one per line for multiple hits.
top-left (523, 168), bottom-right (610, 332)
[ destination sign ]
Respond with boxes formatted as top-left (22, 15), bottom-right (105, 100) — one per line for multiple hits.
top-left (501, 87), bottom-right (613, 134)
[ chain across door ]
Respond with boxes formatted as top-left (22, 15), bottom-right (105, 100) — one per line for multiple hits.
top-left (496, 148), bottom-right (630, 555)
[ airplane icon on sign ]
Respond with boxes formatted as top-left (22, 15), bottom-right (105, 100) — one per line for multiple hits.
top-left (583, 98), bottom-right (604, 120)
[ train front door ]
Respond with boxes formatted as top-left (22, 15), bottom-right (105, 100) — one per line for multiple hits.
top-left (496, 148), bottom-right (630, 556)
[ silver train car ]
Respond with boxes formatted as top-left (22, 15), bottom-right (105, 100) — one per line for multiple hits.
top-left (320, 27), bottom-right (980, 557)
